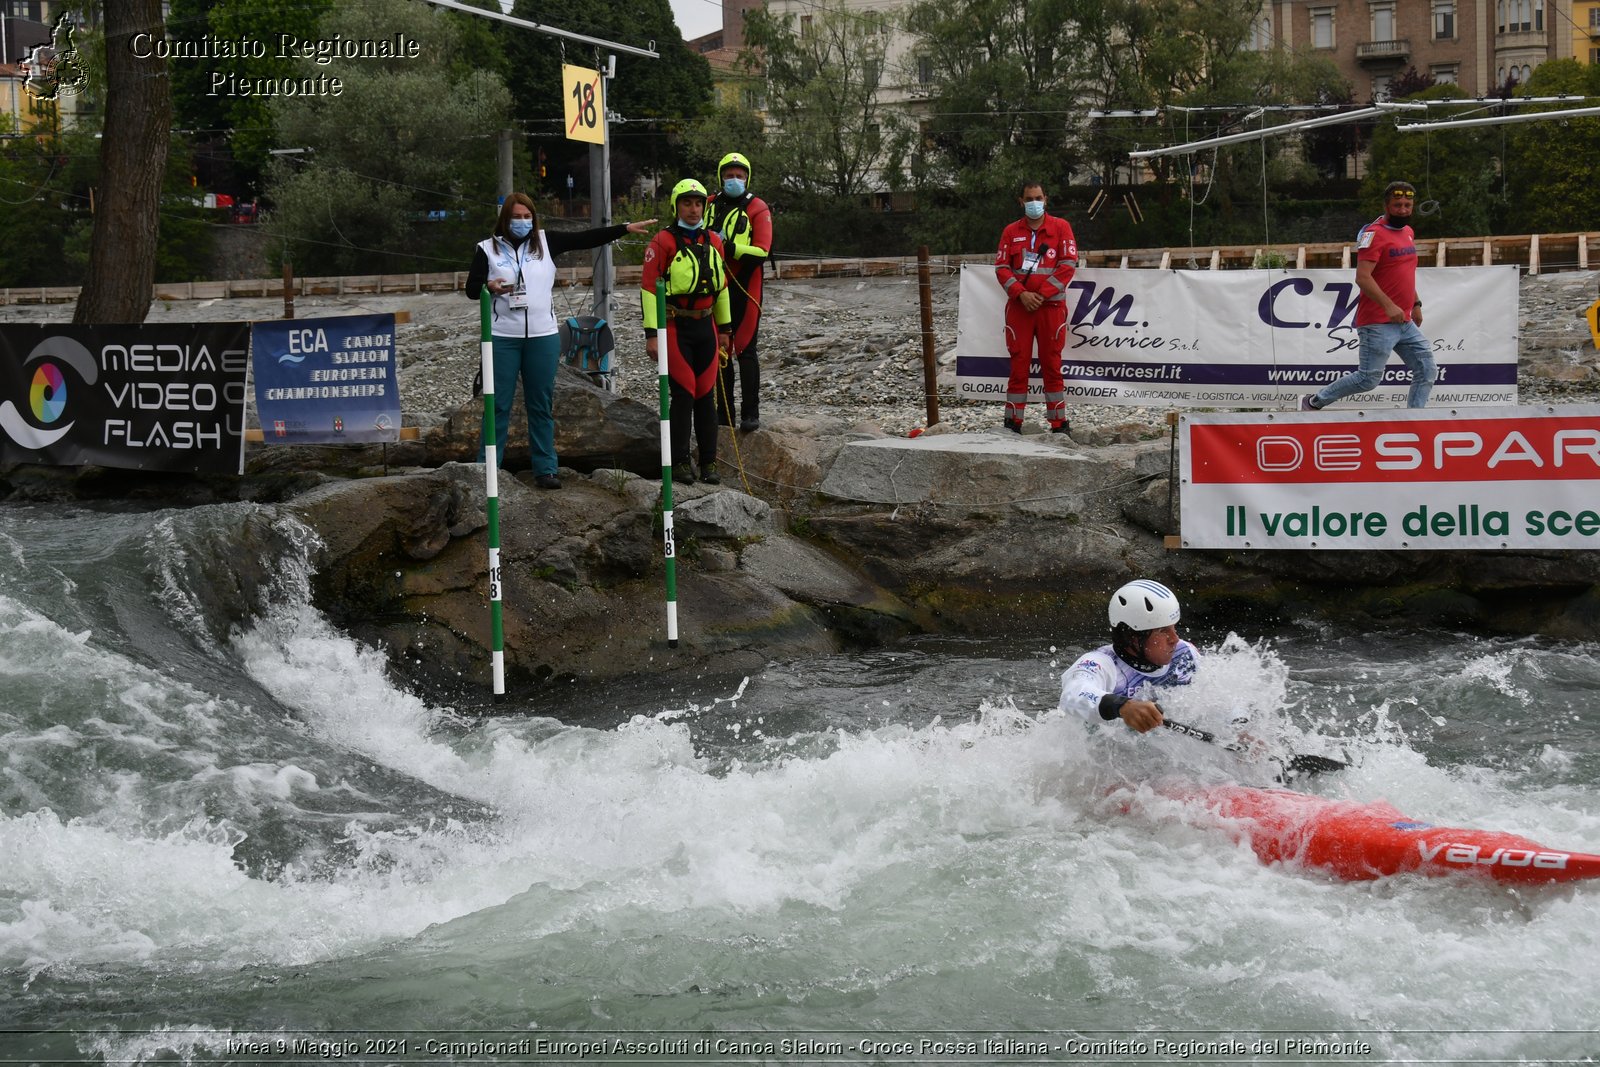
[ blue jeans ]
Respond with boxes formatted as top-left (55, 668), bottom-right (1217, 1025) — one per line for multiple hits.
top-left (480, 333), bottom-right (560, 472)
top-left (1315, 321), bottom-right (1435, 409)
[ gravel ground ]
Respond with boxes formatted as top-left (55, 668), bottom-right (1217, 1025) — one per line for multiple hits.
top-left (393, 269), bottom-right (1600, 440)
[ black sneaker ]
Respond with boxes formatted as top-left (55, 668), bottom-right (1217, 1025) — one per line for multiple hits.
top-left (1299, 394), bottom-right (1321, 411)
top-left (700, 462), bottom-right (721, 485)
top-left (739, 417), bottom-right (760, 433)
top-left (671, 462), bottom-right (696, 485)
top-left (1003, 417), bottom-right (1023, 434)
top-left (533, 474), bottom-right (561, 490)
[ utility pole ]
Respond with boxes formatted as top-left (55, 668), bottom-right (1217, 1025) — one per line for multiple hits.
top-left (497, 129), bottom-right (512, 201)
top-left (416, 2), bottom-right (655, 325)
top-left (589, 55), bottom-right (617, 323)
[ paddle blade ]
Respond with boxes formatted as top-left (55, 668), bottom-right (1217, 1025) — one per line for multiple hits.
top-left (1287, 753), bottom-right (1349, 775)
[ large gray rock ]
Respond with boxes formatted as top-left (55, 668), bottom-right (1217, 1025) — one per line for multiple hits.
top-left (427, 364), bottom-right (659, 473)
top-left (713, 415), bottom-right (855, 505)
top-left (277, 462), bottom-right (915, 695)
top-left (818, 432), bottom-right (1118, 520)
top-left (675, 489), bottom-right (777, 539)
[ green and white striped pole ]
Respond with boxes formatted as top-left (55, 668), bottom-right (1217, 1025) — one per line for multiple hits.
top-left (655, 278), bottom-right (679, 648)
top-left (480, 289), bottom-right (506, 699)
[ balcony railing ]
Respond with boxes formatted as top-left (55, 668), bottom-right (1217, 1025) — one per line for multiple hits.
top-left (1496, 28), bottom-right (1547, 46)
top-left (1356, 38), bottom-right (1411, 60)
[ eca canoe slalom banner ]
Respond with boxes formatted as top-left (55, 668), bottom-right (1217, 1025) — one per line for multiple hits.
top-left (0, 323), bottom-right (249, 474)
top-left (252, 314), bottom-right (399, 444)
top-left (1179, 406), bottom-right (1600, 550)
top-left (955, 265), bottom-right (1518, 409)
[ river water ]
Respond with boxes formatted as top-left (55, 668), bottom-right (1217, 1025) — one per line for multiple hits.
top-left (3, 501), bottom-right (1599, 1065)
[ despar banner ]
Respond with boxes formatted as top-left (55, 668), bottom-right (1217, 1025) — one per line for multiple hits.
top-left (252, 314), bottom-right (400, 444)
top-left (0, 323), bottom-right (249, 474)
top-left (1178, 406), bottom-right (1600, 550)
top-left (955, 264), bottom-right (1518, 408)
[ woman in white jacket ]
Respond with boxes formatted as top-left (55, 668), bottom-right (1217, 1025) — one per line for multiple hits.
top-left (465, 193), bottom-right (654, 488)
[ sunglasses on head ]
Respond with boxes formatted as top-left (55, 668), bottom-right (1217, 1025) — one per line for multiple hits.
top-left (1389, 190), bottom-right (1416, 199)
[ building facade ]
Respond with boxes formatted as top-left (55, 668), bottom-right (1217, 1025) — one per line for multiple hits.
top-left (1567, 0), bottom-right (1600, 63)
top-left (1, 0), bottom-right (85, 135)
top-left (1263, 0), bottom-right (1580, 98)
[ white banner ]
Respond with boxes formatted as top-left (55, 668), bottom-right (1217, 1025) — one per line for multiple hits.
top-left (1179, 406), bottom-right (1600, 550)
top-left (955, 265), bottom-right (1518, 409)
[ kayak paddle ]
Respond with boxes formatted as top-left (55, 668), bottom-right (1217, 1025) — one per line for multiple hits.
top-left (1163, 717), bottom-right (1348, 777)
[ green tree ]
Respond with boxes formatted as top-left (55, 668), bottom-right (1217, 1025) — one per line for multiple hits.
top-left (744, 0), bottom-right (910, 201)
top-left (1363, 82), bottom-right (1502, 238)
top-left (502, 0), bottom-right (712, 199)
top-left (1502, 59), bottom-right (1600, 234)
top-left (166, 0), bottom-right (335, 195)
top-left (0, 138), bottom-right (78, 287)
top-left (260, 0), bottom-right (517, 276)
top-left (899, 0), bottom-right (1347, 252)
top-left (904, 0), bottom-right (1096, 193)
top-left (678, 103), bottom-right (766, 187)
top-left (1077, 0), bottom-right (1347, 197)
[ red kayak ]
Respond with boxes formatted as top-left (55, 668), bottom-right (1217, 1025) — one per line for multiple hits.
top-left (1135, 784), bottom-right (1600, 884)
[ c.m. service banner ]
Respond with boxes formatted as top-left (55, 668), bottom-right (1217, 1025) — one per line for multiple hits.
top-left (0, 323), bottom-right (249, 474)
top-left (252, 314), bottom-right (400, 444)
top-left (955, 265), bottom-right (1518, 409)
top-left (1179, 406), bottom-right (1600, 550)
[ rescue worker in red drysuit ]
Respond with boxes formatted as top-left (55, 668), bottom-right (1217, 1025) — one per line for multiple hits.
top-left (641, 178), bottom-right (733, 485)
top-left (994, 180), bottom-right (1078, 434)
top-left (705, 151), bottom-right (772, 433)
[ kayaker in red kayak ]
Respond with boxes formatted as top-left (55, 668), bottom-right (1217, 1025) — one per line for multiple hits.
top-left (1058, 579), bottom-right (1199, 734)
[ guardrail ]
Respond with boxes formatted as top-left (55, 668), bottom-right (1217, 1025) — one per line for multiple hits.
top-left (3, 231), bottom-right (1594, 306)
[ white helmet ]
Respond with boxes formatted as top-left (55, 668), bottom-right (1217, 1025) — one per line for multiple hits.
top-left (1109, 579), bottom-right (1181, 631)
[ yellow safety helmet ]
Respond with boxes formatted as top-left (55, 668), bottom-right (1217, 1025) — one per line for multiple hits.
top-left (718, 151), bottom-right (752, 182)
top-left (671, 178), bottom-right (708, 206)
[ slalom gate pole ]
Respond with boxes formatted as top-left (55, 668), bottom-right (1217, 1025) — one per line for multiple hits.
top-left (656, 278), bottom-right (679, 648)
top-left (480, 290), bottom-right (506, 700)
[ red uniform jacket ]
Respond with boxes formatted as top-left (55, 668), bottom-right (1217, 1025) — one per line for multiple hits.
top-left (994, 215), bottom-right (1078, 305)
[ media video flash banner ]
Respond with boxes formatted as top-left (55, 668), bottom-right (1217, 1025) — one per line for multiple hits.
top-left (0, 323), bottom-right (249, 474)
top-left (252, 313), bottom-right (400, 444)
top-left (1179, 406), bottom-right (1600, 550)
top-left (955, 265), bottom-right (1518, 409)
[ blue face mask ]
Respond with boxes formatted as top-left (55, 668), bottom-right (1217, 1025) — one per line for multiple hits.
top-left (678, 217), bottom-right (704, 232)
top-left (723, 177), bottom-right (746, 198)
top-left (508, 218), bottom-right (534, 238)
top-left (1023, 200), bottom-right (1046, 220)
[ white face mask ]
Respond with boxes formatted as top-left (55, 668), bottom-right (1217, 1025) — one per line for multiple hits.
top-left (1023, 200), bottom-right (1046, 220)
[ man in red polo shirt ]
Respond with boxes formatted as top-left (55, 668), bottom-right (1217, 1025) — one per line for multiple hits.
top-left (1302, 181), bottom-right (1434, 411)
top-left (995, 181), bottom-right (1078, 433)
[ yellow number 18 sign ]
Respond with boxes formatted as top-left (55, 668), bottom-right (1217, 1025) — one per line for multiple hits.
top-left (563, 64), bottom-right (605, 145)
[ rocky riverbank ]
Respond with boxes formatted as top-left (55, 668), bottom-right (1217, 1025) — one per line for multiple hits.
top-left (4, 269), bottom-right (1600, 697)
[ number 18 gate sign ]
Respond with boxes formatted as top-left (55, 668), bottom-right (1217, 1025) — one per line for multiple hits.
top-left (1179, 406), bottom-right (1600, 550)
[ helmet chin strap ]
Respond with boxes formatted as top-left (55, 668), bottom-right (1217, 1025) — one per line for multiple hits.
top-left (1112, 625), bottom-right (1161, 672)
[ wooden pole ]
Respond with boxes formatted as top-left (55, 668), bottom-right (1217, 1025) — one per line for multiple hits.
top-left (917, 245), bottom-right (939, 426)
top-left (283, 259), bottom-right (295, 319)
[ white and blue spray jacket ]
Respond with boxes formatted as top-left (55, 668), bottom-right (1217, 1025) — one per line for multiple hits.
top-left (1057, 641), bottom-right (1201, 723)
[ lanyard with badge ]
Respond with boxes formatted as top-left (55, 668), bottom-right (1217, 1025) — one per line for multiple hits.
top-left (498, 239), bottom-right (530, 309)
top-left (1019, 228), bottom-right (1042, 275)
